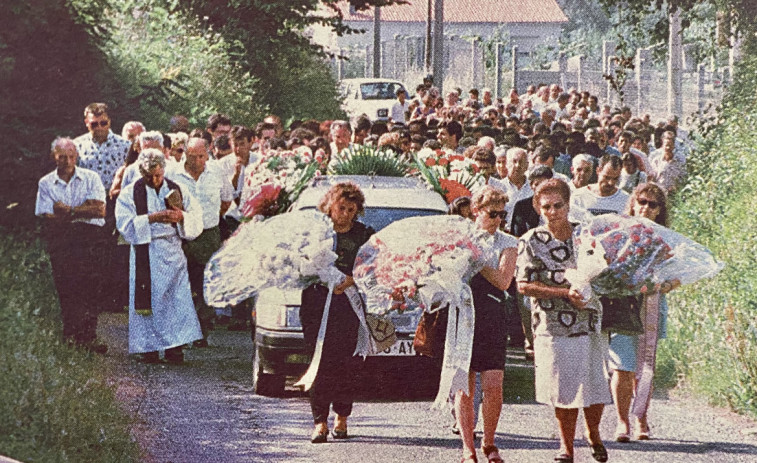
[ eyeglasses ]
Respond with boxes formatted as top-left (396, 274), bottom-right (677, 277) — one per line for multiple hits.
top-left (637, 199), bottom-right (660, 209)
top-left (89, 120), bottom-right (109, 128)
top-left (488, 210), bottom-right (507, 220)
top-left (173, 147), bottom-right (184, 153)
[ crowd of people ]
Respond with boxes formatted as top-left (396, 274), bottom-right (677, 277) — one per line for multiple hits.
top-left (34, 75), bottom-right (691, 462)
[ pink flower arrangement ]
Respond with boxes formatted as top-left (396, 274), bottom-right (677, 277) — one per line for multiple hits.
top-left (353, 216), bottom-right (487, 314)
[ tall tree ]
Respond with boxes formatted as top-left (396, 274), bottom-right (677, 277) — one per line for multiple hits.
top-left (177, 0), bottom-right (404, 117)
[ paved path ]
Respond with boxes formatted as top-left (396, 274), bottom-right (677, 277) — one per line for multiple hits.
top-left (99, 313), bottom-right (757, 462)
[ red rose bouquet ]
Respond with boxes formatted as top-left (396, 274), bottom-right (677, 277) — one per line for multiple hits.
top-left (566, 215), bottom-right (723, 298)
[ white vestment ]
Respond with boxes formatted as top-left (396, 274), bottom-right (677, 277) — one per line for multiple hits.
top-left (115, 180), bottom-right (204, 353)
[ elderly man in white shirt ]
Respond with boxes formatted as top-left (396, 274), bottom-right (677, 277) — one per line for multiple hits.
top-left (36, 137), bottom-right (108, 353)
top-left (169, 138), bottom-right (233, 345)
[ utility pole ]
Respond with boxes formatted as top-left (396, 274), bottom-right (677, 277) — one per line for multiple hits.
top-left (373, 6), bottom-right (381, 78)
top-left (432, 0), bottom-right (444, 93)
top-left (425, 0), bottom-right (432, 72)
top-left (667, 7), bottom-right (683, 118)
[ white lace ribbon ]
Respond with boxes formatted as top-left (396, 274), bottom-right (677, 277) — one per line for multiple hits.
top-left (432, 284), bottom-right (475, 409)
top-left (632, 292), bottom-right (660, 419)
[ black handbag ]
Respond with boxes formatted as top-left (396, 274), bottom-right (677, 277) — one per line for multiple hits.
top-left (599, 295), bottom-right (644, 335)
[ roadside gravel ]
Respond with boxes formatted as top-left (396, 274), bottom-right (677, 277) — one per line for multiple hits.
top-left (99, 313), bottom-right (757, 462)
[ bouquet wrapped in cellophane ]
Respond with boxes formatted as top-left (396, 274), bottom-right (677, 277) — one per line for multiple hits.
top-left (353, 215), bottom-right (490, 315)
top-left (203, 210), bottom-right (342, 307)
top-left (240, 147), bottom-right (321, 220)
top-left (565, 214), bottom-right (723, 299)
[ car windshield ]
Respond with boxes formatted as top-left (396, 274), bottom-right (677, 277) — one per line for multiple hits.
top-left (360, 82), bottom-right (405, 100)
top-left (299, 206), bottom-right (443, 231)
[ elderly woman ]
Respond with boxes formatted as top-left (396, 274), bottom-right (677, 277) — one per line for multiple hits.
top-left (611, 183), bottom-right (679, 442)
top-left (516, 179), bottom-right (611, 463)
top-left (456, 186), bottom-right (518, 463)
top-left (300, 182), bottom-right (375, 443)
top-left (115, 148), bottom-right (203, 364)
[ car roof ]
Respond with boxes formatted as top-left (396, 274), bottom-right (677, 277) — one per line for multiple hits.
top-left (293, 175), bottom-right (447, 211)
top-left (340, 78), bottom-right (405, 86)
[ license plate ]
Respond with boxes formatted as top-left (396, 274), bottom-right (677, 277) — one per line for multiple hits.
top-left (372, 339), bottom-right (415, 356)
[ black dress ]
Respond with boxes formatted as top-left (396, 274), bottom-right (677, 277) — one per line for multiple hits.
top-left (299, 221), bottom-right (374, 424)
top-left (469, 272), bottom-right (508, 372)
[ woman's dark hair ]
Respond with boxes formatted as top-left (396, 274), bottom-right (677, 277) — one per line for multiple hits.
top-left (448, 196), bottom-right (472, 216)
top-left (625, 182), bottom-right (669, 226)
top-left (124, 142), bottom-right (140, 166)
top-left (533, 178), bottom-right (571, 207)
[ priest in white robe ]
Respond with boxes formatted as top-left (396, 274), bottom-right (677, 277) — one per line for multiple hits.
top-left (115, 148), bottom-right (203, 363)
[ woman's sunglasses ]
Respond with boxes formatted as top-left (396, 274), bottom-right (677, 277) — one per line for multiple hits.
top-left (637, 199), bottom-right (660, 209)
top-left (488, 210), bottom-right (507, 219)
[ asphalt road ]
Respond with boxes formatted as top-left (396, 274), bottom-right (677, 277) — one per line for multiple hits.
top-left (99, 313), bottom-right (757, 463)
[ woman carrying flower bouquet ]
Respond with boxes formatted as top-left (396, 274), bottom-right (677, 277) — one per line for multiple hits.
top-left (456, 186), bottom-right (518, 463)
top-left (299, 182), bottom-right (375, 444)
top-left (610, 183), bottom-right (680, 442)
top-left (516, 179), bottom-right (611, 463)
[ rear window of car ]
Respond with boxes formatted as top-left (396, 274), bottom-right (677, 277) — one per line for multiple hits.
top-left (360, 82), bottom-right (405, 100)
top-left (299, 206), bottom-right (443, 231)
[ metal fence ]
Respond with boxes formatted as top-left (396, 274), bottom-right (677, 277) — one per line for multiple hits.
top-left (332, 36), bottom-right (727, 125)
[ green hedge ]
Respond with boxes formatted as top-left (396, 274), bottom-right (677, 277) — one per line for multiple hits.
top-left (657, 44), bottom-right (757, 416)
top-left (0, 233), bottom-right (140, 462)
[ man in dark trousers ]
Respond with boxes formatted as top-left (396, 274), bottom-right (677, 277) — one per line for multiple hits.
top-left (35, 137), bottom-right (108, 353)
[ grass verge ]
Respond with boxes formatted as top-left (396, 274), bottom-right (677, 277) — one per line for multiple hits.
top-left (657, 43), bottom-right (757, 418)
top-left (0, 230), bottom-right (141, 462)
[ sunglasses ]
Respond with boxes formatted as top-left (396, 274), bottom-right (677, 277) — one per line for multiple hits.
top-left (637, 199), bottom-right (660, 209)
top-left (89, 120), bottom-right (109, 128)
top-left (173, 147), bottom-right (184, 153)
top-left (488, 210), bottom-right (507, 220)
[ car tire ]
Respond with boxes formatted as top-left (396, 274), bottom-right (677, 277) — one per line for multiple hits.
top-left (252, 342), bottom-right (285, 397)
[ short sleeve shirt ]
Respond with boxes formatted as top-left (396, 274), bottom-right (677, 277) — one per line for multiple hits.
top-left (74, 131), bottom-right (131, 189)
top-left (516, 226), bottom-right (600, 337)
top-left (169, 160), bottom-right (233, 229)
top-left (35, 167), bottom-right (106, 227)
top-left (570, 186), bottom-right (629, 217)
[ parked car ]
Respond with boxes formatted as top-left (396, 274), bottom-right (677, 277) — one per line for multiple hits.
top-left (339, 78), bottom-right (407, 124)
top-left (251, 175), bottom-right (447, 396)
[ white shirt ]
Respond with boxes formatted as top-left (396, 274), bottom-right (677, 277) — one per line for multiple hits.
top-left (488, 176), bottom-right (532, 231)
top-left (218, 152), bottom-right (259, 200)
top-left (391, 100), bottom-right (410, 124)
top-left (35, 167), bottom-right (106, 227)
top-left (570, 185), bottom-right (629, 217)
top-left (168, 160), bottom-right (233, 229)
top-left (74, 131), bottom-right (131, 189)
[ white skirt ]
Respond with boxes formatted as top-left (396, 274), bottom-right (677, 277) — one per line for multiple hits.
top-left (533, 333), bottom-right (612, 408)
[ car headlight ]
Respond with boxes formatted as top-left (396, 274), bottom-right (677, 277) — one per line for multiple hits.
top-left (377, 108), bottom-right (388, 118)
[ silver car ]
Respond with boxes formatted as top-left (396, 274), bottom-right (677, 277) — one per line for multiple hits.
top-left (251, 175), bottom-right (447, 396)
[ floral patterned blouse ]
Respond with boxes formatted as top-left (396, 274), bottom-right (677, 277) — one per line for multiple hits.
top-left (516, 225), bottom-right (601, 338)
